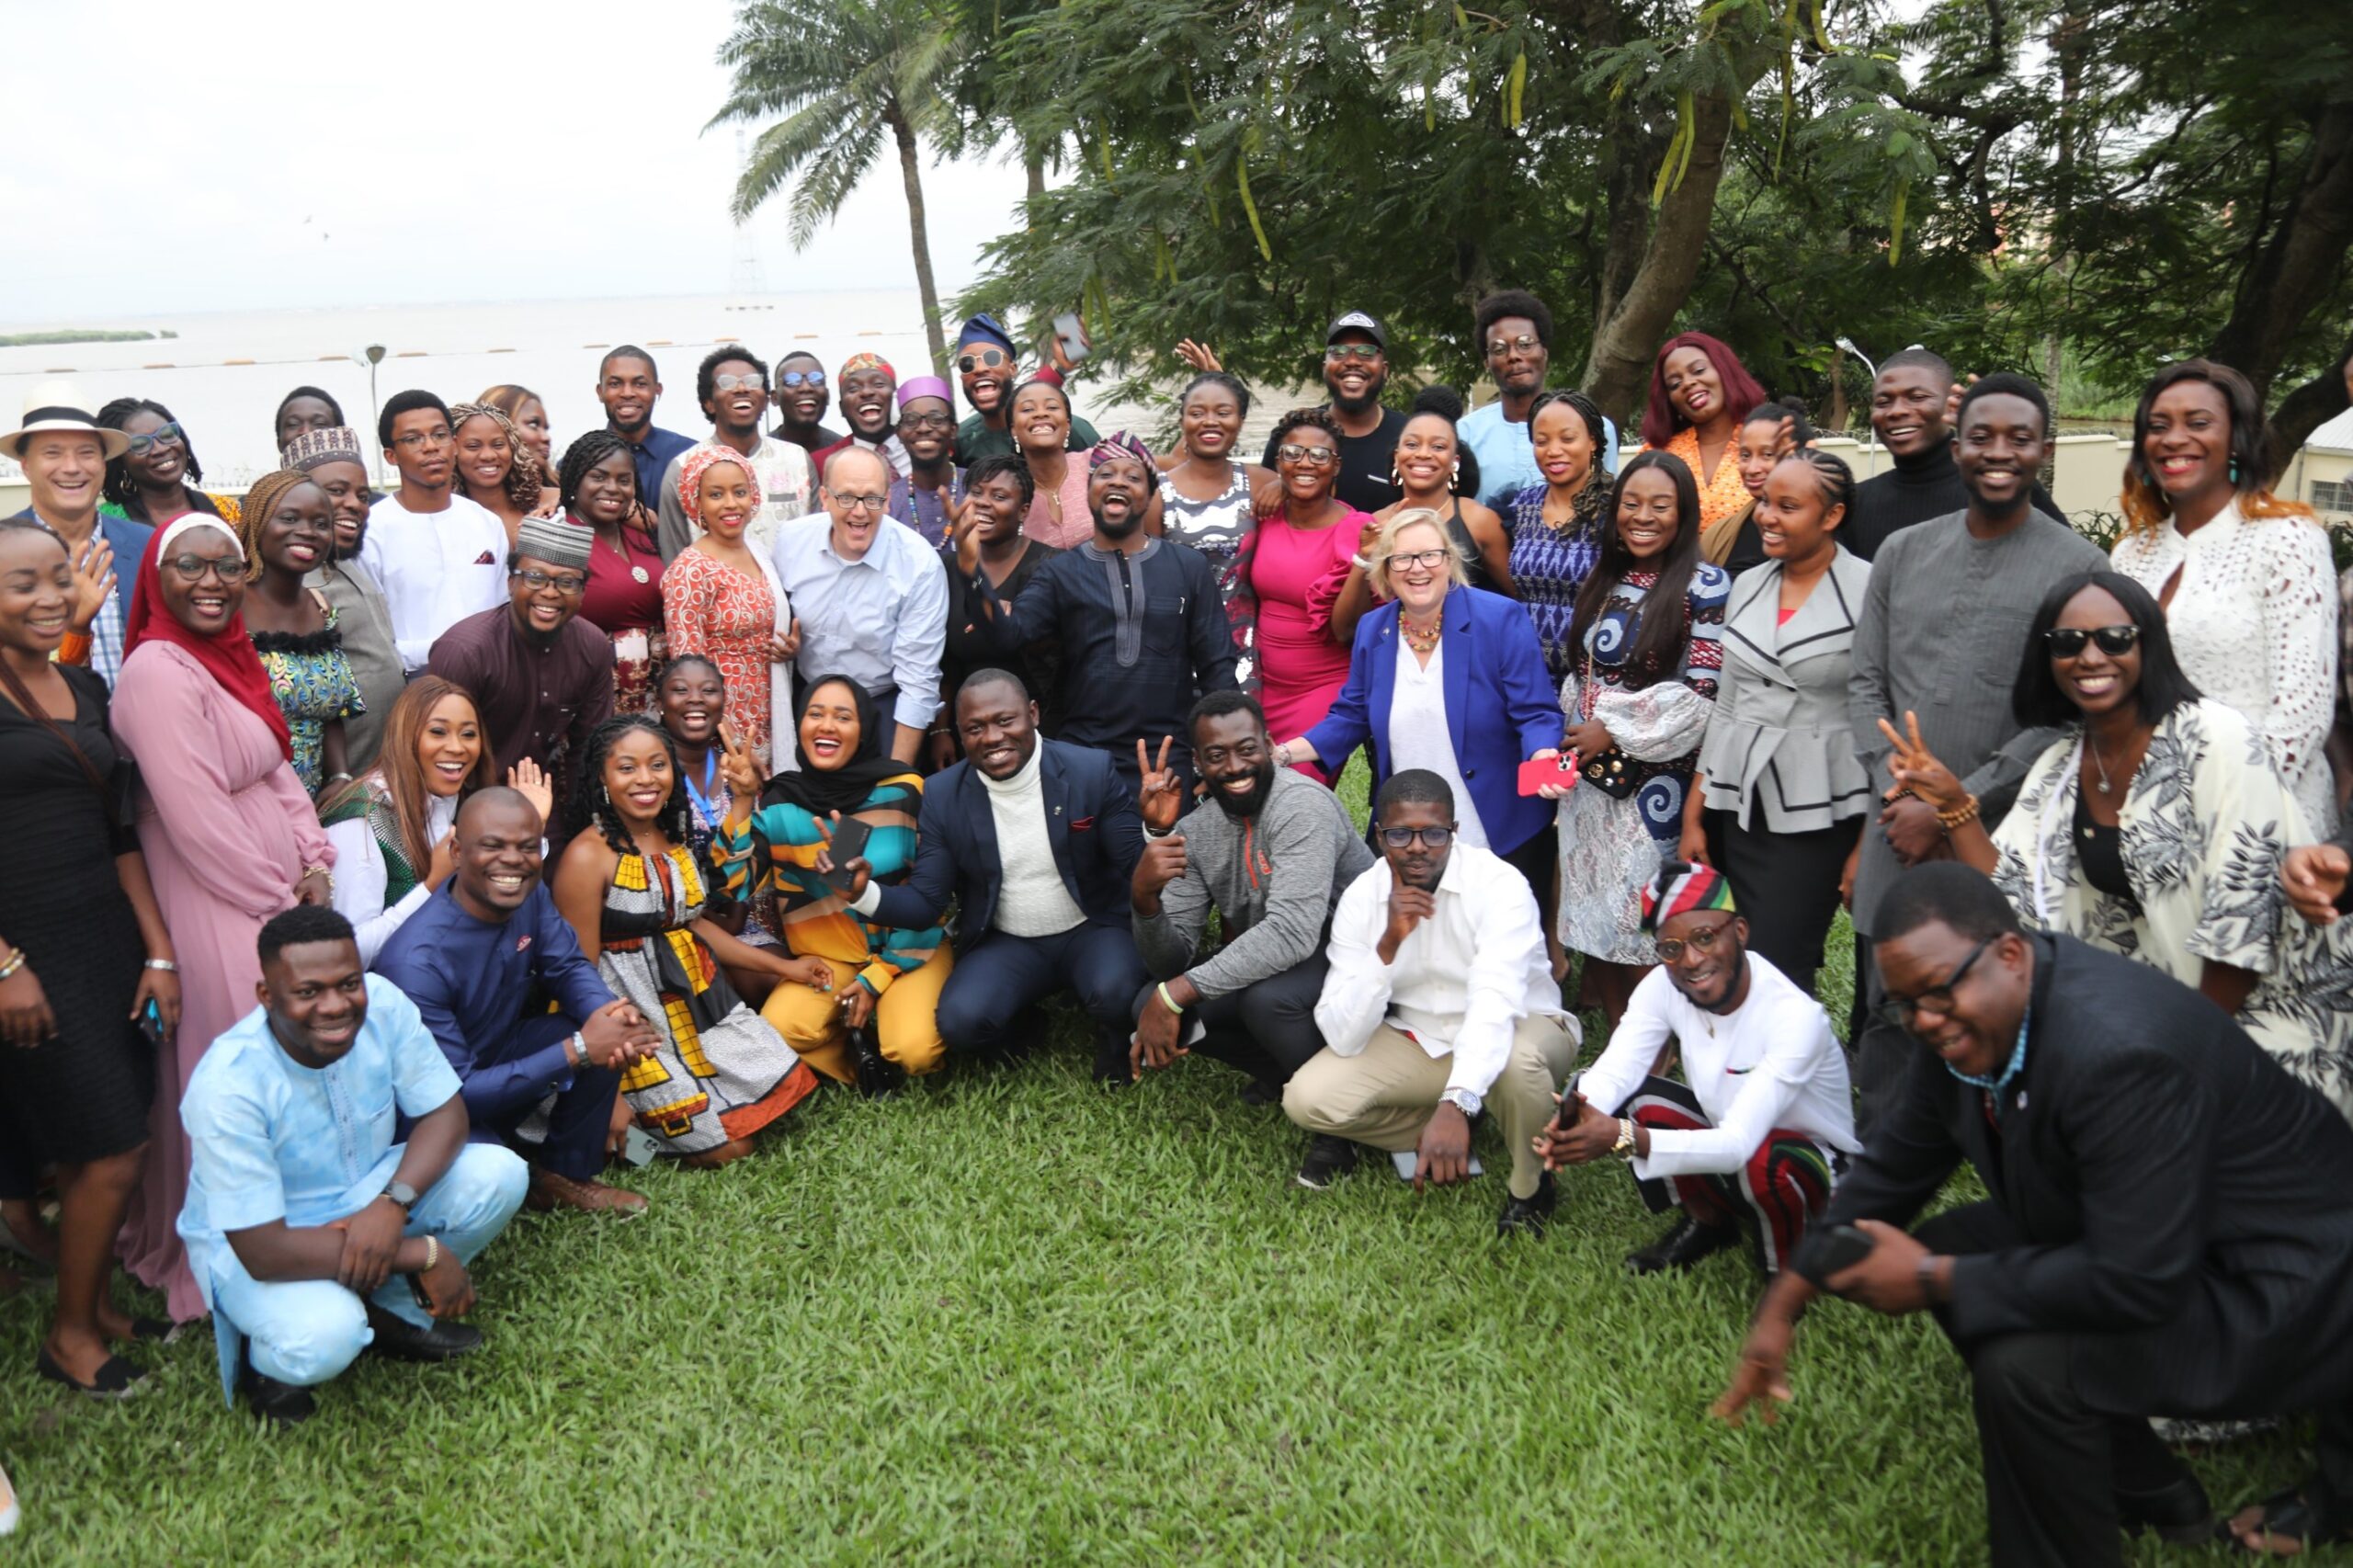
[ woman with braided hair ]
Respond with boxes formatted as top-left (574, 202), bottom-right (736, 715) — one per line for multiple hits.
top-left (478, 383), bottom-right (559, 490)
top-left (551, 714), bottom-right (820, 1166)
top-left (96, 396), bottom-right (240, 528)
top-left (448, 400), bottom-right (557, 550)
top-left (1506, 389), bottom-right (1615, 688)
top-left (561, 429), bottom-right (666, 713)
top-left (233, 469), bottom-right (364, 794)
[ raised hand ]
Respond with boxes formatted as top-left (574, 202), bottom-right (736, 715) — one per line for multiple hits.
top-left (948, 491), bottom-right (985, 575)
top-left (69, 537), bottom-right (116, 633)
top-left (716, 720), bottom-right (763, 804)
top-left (426, 829), bottom-right (459, 891)
top-left (1174, 339), bottom-right (1224, 374)
top-left (1135, 736), bottom-right (1185, 834)
top-left (508, 758), bottom-right (552, 828)
top-left (1942, 372), bottom-right (1981, 429)
top-left (1875, 710), bottom-right (1965, 812)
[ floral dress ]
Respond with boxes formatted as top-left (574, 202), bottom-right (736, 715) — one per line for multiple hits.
top-left (1555, 562), bottom-right (1731, 963)
top-left (1990, 699), bottom-right (2353, 1120)
top-left (662, 547), bottom-right (783, 767)
top-left (249, 597), bottom-right (365, 794)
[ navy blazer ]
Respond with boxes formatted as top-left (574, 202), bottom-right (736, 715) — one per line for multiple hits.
top-left (1302, 585), bottom-right (1563, 855)
top-left (870, 739), bottom-right (1145, 951)
top-left (13, 506), bottom-right (151, 632)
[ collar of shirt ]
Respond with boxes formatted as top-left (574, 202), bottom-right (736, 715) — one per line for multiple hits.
top-left (1945, 1002), bottom-right (2030, 1101)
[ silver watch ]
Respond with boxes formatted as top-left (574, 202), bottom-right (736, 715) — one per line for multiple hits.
top-left (1440, 1087), bottom-right (1483, 1119)
top-left (384, 1179), bottom-right (419, 1210)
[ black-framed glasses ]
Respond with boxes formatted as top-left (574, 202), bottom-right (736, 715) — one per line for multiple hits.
top-left (711, 372), bottom-right (767, 394)
top-left (2044, 624), bottom-right (2141, 658)
top-left (958, 349), bottom-right (1010, 372)
top-left (828, 491), bottom-right (889, 514)
top-left (1388, 548), bottom-right (1452, 572)
top-left (165, 552), bottom-right (244, 583)
top-left (1484, 334), bottom-right (1542, 358)
top-left (127, 422), bottom-right (187, 457)
top-left (1654, 917), bottom-right (1735, 965)
top-left (899, 412), bottom-right (955, 432)
top-left (1325, 344), bottom-right (1381, 363)
top-left (1379, 824), bottom-right (1453, 849)
top-left (778, 369), bottom-right (827, 389)
top-left (1276, 443), bottom-right (1337, 468)
top-left (1873, 937), bottom-right (1993, 1031)
top-left (511, 567), bottom-right (586, 594)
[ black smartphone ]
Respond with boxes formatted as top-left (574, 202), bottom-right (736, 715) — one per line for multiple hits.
top-left (137, 998), bottom-right (166, 1048)
top-left (1792, 1223), bottom-right (1876, 1287)
top-left (823, 816), bottom-right (873, 894)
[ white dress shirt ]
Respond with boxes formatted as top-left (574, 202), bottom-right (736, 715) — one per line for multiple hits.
top-left (1313, 844), bottom-right (1562, 1099)
top-left (360, 493), bottom-right (509, 672)
top-left (770, 511), bottom-right (948, 735)
top-left (1576, 951), bottom-right (1860, 1181)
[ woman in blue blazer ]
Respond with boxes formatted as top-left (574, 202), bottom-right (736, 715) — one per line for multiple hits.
top-left (1275, 508), bottom-right (1568, 903)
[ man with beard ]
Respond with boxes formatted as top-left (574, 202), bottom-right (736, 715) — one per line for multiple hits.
top-left (953, 313), bottom-right (1099, 466)
top-left (178, 906), bottom-right (530, 1425)
top-left (811, 353), bottom-right (913, 481)
top-left (1535, 862), bottom-right (1859, 1277)
top-left (361, 391), bottom-right (509, 674)
top-left (769, 349), bottom-right (845, 454)
top-left (373, 790), bottom-right (660, 1215)
top-left (1841, 347), bottom-right (2057, 562)
top-left (1286, 771), bottom-right (1574, 1227)
top-left (654, 347), bottom-right (817, 562)
top-left (842, 669), bottom-right (1149, 1083)
top-left (953, 434), bottom-right (1235, 793)
top-left (426, 517), bottom-right (614, 823)
top-left (1456, 290), bottom-right (1620, 508)
top-left (886, 376), bottom-right (965, 545)
top-left (595, 347), bottom-right (695, 507)
top-left (1847, 373), bottom-right (2103, 1128)
top-left (283, 425), bottom-right (401, 772)
top-left (1258, 311), bottom-right (1409, 514)
top-left (1130, 691), bottom-right (1373, 1102)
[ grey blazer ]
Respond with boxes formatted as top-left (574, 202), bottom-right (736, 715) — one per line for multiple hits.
top-left (1696, 546), bottom-right (1874, 832)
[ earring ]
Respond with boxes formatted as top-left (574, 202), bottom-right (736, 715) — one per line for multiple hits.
top-left (2229, 458), bottom-right (2241, 484)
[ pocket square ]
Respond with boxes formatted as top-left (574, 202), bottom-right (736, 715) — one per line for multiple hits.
top-left (474, 550), bottom-right (495, 565)
top-left (1071, 815), bottom-right (1097, 831)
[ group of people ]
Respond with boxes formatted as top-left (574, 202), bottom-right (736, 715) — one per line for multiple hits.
top-left (7, 299), bottom-right (2353, 1563)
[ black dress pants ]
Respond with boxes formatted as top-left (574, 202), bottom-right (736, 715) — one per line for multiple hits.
top-left (1133, 949), bottom-right (1331, 1089)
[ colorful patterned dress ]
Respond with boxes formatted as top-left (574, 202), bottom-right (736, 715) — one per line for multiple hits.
top-left (662, 546), bottom-right (782, 765)
top-left (249, 599), bottom-right (365, 794)
top-left (1506, 485), bottom-right (1607, 687)
top-left (598, 842), bottom-right (818, 1155)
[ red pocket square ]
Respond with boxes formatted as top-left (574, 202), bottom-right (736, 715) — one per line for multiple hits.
top-left (474, 550), bottom-right (495, 565)
top-left (1071, 815), bottom-right (1096, 831)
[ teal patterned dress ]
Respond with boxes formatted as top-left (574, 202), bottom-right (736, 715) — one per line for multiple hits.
top-left (249, 599), bottom-right (365, 794)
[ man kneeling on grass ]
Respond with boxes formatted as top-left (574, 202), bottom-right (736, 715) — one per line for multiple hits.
top-left (1285, 769), bottom-right (1576, 1234)
top-left (1535, 861), bottom-right (1859, 1276)
top-left (178, 907), bottom-right (529, 1426)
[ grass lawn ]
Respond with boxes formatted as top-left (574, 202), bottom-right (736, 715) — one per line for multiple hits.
top-left (0, 765), bottom-right (2335, 1562)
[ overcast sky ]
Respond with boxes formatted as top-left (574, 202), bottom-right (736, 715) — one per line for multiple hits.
top-left (3, 0), bottom-right (1030, 325)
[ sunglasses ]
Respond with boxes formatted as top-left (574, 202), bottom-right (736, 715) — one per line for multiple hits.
top-left (127, 422), bottom-right (187, 457)
top-left (1276, 443), bottom-right (1338, 468)
top-left (1379, 824), bottom-right (1453, 849)
top-left (2043, 624), bottom-right (2140, 658)
top-left (778, 369), bottom-right (827, 389)
top-left (958, 348), bottom-right (1011, 373)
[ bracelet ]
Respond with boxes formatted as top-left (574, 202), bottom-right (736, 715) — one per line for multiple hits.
top-left (421, 1235), bottom-right (439, 1274)
top-left (1155, 982), bottom-right (1185, 1015)
top-left (144, 958), bottom-right (177, 972)
top-left (0, 948), bottom-right (23, 983)
top-left (301, 862), bottom-right (335, 893)
top-left (1934, 794), bottom-right (1981, 832)
top-left (1349, 554), bottom-right (1371, 572)
top-left (328, 772), bottom-right (354, 784)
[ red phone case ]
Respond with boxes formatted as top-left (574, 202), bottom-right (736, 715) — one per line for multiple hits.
top-left (1517, 755), bottom-right (1578, 796)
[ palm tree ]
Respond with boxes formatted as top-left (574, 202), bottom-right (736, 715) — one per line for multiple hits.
top-left (710, 0), bottom-right (965, 371)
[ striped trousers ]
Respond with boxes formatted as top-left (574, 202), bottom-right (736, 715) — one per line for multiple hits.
top-left (1621, 1075), bottom-right (1837, 1274)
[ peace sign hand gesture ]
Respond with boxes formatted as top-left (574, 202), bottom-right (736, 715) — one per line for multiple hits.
top-left (716, 721), bottom-right (763, 816)
top-left (1875, 710), bottom-right (1966, 812)
top-left (1135, 736), bottom-right (1185, 834)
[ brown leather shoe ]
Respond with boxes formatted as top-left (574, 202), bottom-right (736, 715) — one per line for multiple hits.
top-left (526, 1168), bottom-right (649, 1217)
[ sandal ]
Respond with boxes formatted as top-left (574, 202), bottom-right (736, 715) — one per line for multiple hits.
top-left (35, 1344), bottom-right (149, 1399)
top-left (2223, 1485), bottom-right (2353, 1557)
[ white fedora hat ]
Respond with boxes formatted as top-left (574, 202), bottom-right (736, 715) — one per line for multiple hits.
top-left (2, 381), bottom-right (130, 460)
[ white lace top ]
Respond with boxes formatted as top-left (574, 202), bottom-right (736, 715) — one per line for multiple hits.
top-left (2109, 501), bottom-right (2339, 834)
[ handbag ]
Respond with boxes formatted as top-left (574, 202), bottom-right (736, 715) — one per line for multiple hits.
top-left (1572, 653), bottom-right (1641, 799)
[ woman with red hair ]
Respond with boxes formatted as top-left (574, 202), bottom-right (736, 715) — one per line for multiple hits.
top-left (1639, 333), bottom-right (1768, 533)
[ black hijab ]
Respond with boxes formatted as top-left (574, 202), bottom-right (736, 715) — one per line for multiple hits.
top-left (760, 675), bottom-right (905, 819)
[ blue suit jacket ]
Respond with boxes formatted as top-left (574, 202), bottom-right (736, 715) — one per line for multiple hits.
top-left (13, 507), bottom-right (151, 630)
top-left (871, 739), bottom-right (1145, 951)
top-left (1302, 585), bottom-right (1563, 854)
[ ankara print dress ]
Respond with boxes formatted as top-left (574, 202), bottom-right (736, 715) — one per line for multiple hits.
top-left (597, 843), bottom-right (818, 1154)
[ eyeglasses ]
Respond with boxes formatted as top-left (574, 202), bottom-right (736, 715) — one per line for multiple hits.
top-left (1873, 937), bottom-right (1993, 1032)
top-left (899, 413), bottom-right (955, 432)
top-left (1389, 548), bottom-right (1453, 572)
top-left (1276, 443), bottom-right (1338, 468)
top-left (778, 369), bottom-right (826, 389)
top-left (828, 492), bottom-right (889, 515)
top-left (2044, 624), bottom-right (2141, 658)
top-left (393, 426), bottom-right (454, 450)
top-left (1325, 344), bottom-right (1382, 364)
top-left (127, 422), bottom-right (187, 457)
top-left (511, 567), bottom-right (586, 594)
top-left (711, 372), bottom-right (766, 394)
top-left (165, 552), bottom-right (244, 583)
top-left (1654, 917), bottom-right (1735, 965)
top-left (1379, 824), bottom-right (1453, 849)
top-left (1485, 334), bottom-right (1542, 358)
top-left (957, 349), bottom-right (1010, 372)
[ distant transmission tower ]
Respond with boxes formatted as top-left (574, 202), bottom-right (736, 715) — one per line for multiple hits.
top-left (728, 127), bottom-right (767, 299)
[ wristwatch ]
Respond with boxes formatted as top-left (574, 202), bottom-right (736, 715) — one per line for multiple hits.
top-left (1440, 1087), bottom-right (1483, 1119)
top-left (1610, 1118), bottom-right (1638, 1160)
top-left (384, 1178), bottom-right (419, 1210)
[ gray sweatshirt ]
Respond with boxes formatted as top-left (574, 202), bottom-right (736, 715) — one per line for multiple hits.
top-left (1133, 767), bottom-right (1375, 1000)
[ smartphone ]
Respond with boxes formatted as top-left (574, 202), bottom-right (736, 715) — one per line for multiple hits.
top-left (1517, 753), bottom-right (1579, 797)
top-left (137, 998), bottom-right (166, 1048)
top-left (823, 815), bottom-right (873, 894)
top-left (620, 1126), bottom-right (661, 1168)
top-left (1792, 1223), bottom-right (1877, 1287)
top-left (1052, 312), bottom-right (1092, 365)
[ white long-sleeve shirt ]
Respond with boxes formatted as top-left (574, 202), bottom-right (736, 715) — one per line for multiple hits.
top-left (360, 493), bottom-right (509, 673)
top-left (325, 791), bottom-right (459, 965)
top-left (1313, 845), bottom-right (1562, 1100)
top-left (770, 512), bottom-right (948, 736)
top-left (1578, 952), bottom-right (1860, 1181)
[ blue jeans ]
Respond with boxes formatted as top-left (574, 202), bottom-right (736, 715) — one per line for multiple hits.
top-left (203, 1142), bottom-right (529, 1401)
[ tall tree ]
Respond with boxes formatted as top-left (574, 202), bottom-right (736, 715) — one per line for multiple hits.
top-left (711, 0), bottom-right (965, 371)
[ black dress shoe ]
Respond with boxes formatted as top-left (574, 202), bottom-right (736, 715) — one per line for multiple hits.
top-left (2117, 1473), bottom-right (2214, 1545)
top-left (1625, 1214), bottom-right (1741, 1275)
top-left (1238, 1078), bottom-right (1281, 1108)
top-left (1091, 1034), bottom-right (1134, 1087)
top-left (850, 1027), bottom-right (904, 1098)
top-left (1294, 1134), bottom-right (1361, 1190)
top-left (237, 1358), bottom-right (314, 1426)
top-left (362, 1303), bottom-right (483, 1363)
top-left (1495, 1172), bottom-right (1559, 1238)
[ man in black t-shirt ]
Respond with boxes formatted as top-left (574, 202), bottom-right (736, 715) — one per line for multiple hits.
top-left (1259, 310), bottom-right (1407, 515)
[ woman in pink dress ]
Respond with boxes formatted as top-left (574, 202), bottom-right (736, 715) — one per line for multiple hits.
top-left (661, 444), bottom-right (795, 767)
top-left (110, 517), bottom-right (333, 1323)
top-left (1230, 409), bottom-right (1379, 782)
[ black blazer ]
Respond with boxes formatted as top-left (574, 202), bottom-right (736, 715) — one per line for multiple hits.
top-left (870, 739), bottom-right (1144, 952)
top-left (1826, 934), bottom-right (2353, 1417)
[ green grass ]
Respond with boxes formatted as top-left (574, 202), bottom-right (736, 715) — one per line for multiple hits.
top-left (1, 763), bottom-right (2335, 1562)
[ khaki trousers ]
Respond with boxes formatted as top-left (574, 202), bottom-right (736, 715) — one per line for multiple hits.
top-left (1283, 1013), bottom-right (1577, 1199)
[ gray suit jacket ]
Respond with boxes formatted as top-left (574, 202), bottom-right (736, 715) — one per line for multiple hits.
top-left (1698, 545), bottom-right (1874, 832)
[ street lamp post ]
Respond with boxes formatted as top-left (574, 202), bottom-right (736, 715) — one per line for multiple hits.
top-left (1835, 336), bottom-right (1881, 479)
top-left (358, 344), bottom-right (387, 486)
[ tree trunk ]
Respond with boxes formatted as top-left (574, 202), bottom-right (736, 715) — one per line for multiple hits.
top-left (2206, 101), bottom-right (2353, 416)
top-left (1579, 89), bottom-right (1737, 427)
top-left (1025, 142), bottom-right (1047, 208)
top-left (2264, 329), bottom-right (2353, 472)
top-left (889, 103), bottom-right (950, 374)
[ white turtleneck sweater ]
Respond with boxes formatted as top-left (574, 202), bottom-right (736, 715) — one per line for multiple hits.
top-left (982, 744), bottom-right (1088, 937)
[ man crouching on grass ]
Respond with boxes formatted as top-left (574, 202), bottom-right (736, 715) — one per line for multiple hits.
top-left (177, 907), bottom-right (529, 1426)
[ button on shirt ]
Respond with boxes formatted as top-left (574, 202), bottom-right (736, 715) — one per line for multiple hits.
top-left (770, 511), bottom-right (949, 735)
top-left (360, 493), bottom-right (510, 673)
top-left (1313, 844), bottom-right (1563, 1099)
